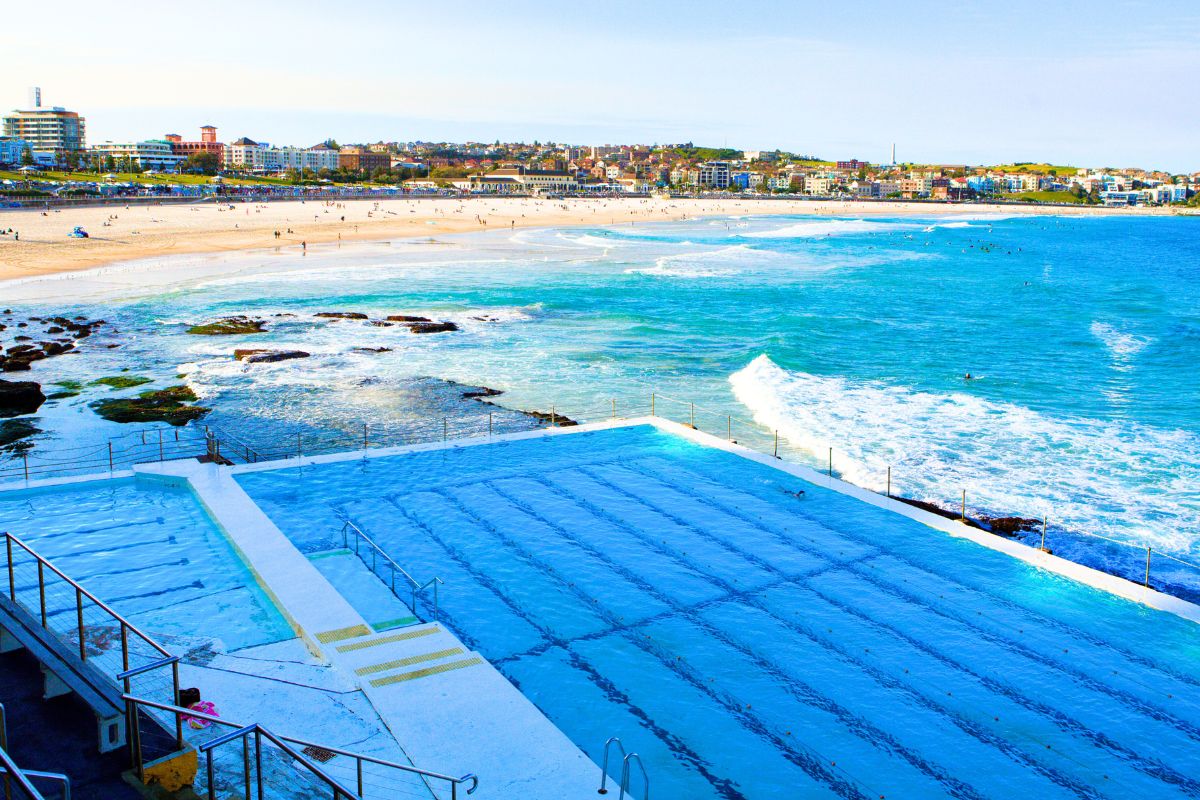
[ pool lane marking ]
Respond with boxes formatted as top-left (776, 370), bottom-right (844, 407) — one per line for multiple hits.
top-left (316, 624), bottom-right (372, 644)
top-left (482, 480), bottom-right (988, 800)
top-left (334, 625), bottom-right (437, 652)
top-left (639, 455), bottom-right (1200, 694)
top-left (356, 646), bottom-right (466, 676)
top-left (635, 455), bottom-right (1200, 743)
top-left (369, 655), bottom-right (483, 688)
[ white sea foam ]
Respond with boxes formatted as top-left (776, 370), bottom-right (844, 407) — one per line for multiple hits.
top-left (741, 219), bottom-right (907, 239)
top-left (624, 244), bottom-right (760, 278)
top-left (730, 355), bottom-right (1200, 555)
top-left (1091, 321), bottom-right (1151, 365)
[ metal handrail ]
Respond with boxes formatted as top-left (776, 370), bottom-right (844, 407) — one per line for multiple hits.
top-left (597, 736), bottom-right (626, 795)
top-left (341, 521), bottom-right (443, 622)
top-left (619, 753), bottom-right (648, 800)
top-left (0, 703), bottom-right (73, 800)
top-left (199, 723), bottom-right (361, 800)
top-left (3, 532), bottom-right (172, 659)
top-left (124, 695), bottom-right (478, 798)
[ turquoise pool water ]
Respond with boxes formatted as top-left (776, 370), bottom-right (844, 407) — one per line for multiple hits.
top-left (236, 425), bottom-right (1200, 800)
top-left (0, 477), bottom-right (292, 653)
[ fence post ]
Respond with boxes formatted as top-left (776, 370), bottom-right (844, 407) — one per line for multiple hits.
top-left (37, 561), bottom-right (46, 628)
top-left (443, 418), bottom-right (448, 441)
top-left (363, 423), bottom-right (369, 450)
top-left (774, 430), bottom-right (779, 458)
top-left (651, 393), bottom-right (655, 416)
top-left (612, 398), bottom-right (617, 420)
top-left (828, 447), bottom-right (832, 478)
top-left (887, 466), bottom-right (891, 499)
top-left (488, 412), bottom-right (493, 436)
top-left (22, 453), bottom-right (28, 481)
top-left (961, 490), bottom-right (966, 521)
top-left (690, 402), bottom-right (695, 428)
top-left (1145, 547), bottom-right (1152, 588)
top-left (76, 587), bottom-right (86, 661)
top-left (108, 442), bottom-right (114, 472)
top-left (1040, 517), bottom-right (1047, 551)
top-left (158, 429), bottom-right (164, 462)
top-left (296, 433), bottom-right (302, 460)
top-left (551, 406), bottom-right (557, 427)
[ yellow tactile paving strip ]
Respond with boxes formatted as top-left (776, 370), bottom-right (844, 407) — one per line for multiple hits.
top-left (370, 656), bottom-right (484, 688)
top-left (355, 647), bottom-right (466, 677)
top-left (315, 624), bottom-right (371, 644)
top-left (335, 625), bottom-right (438, 653)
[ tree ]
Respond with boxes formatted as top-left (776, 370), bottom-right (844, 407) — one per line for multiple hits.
top-left (184, 151), bottom-right (220, 175)
top-left (19, 145), bottom-right (34, 166)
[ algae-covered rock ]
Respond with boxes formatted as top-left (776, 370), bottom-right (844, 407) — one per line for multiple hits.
top-left (91, 385), bottom-right (209, 426)
top-left (187, 317), bottom-right (267, 335)
top-left (91, 375), bottom-right (153, 390)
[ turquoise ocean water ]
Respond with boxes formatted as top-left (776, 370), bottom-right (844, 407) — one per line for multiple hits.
top-left (4, 212), bottom-right (1199, 585)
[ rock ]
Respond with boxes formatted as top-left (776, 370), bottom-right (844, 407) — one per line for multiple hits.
top-left (0, 380), bottom-right (46, 417)
top-left (315, 312), bottom-right (368, 320)
top-left (40, 341), bottom-right (74, 357)
top-left (91, 385), bottom-right (209, 426)
top-left (524, 409), bottom-right (579, 427)
top-left (352, 347), bottom-right (393, 353)
top-left (983, 516), bottom-right (1042, 537)
top-left (234, 349), bottom-right (310, 363)
top-left (0, 418), bottom-right (40, 452)
top-left (13, 336), bottom-right (31, 342)
top-left (45, 326), bottom-right (63, 334)
top-left (369, 321), bottom-right (394, 327)
top-left (187, 317), bottom-right (267, 335)
top-left (405, 321), bottom-right (459, 334)
top-left (462, 386), bottom-right (503, 399)
top-left (386, 315), bottom-right (432, 323)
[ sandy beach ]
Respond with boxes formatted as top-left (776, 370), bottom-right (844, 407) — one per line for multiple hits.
top-left (0, 195), bottom-right (1165, 283)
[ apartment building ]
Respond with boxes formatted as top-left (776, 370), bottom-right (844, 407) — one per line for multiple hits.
top-left (2, 88), bottom-right (86, 161)
top-left (89, 139), bottom-right (184, 170)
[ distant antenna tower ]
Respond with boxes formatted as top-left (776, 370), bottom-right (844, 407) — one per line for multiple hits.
top-left (28, 86), bottom-right (41, 109)
top-left (891, 143), bottom-right (896, 165)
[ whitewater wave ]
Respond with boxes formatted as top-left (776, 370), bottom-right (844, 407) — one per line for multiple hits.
top-left (741, 219), bottom-right (908, 239)
top-left (1091, 321), bottom-right (1151, 368)
top-left (729, 355), bottom-right (1200, 556)
top-left (556, 232), bottom-right (626, 248)
top-left (624, 244), bottom-right (762, 278)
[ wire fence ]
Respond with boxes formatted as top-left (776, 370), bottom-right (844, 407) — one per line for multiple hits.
top-left (3, 389), bottom-right (1199, 606)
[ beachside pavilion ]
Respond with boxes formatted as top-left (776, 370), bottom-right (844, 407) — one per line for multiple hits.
top-left (2, 413), bottom-right (1199, 800)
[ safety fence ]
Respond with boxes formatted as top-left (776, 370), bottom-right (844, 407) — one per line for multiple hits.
top-left (3, 390), bottom-right (1199, 605)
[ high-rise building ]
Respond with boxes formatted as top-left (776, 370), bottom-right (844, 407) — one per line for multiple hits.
top-left (2, 87), bottom-right (86, 162)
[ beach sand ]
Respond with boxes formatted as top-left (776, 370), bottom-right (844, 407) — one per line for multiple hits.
top-left (0, 195), bottom-right (1162, 282)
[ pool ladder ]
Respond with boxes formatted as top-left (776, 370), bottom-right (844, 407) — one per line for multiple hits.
top-left (597, 737), bottom-right (648, 799)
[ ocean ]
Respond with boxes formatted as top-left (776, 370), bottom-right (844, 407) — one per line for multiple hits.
top-left (4, 212), bottom-right (1199, 587)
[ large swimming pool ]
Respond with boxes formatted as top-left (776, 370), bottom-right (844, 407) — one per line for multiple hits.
top-left (236, 424), bottom-right (1200, 800)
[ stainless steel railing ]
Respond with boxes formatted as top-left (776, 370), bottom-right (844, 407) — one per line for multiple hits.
top-left (341, 521), bottom-right (443, 622)
top-left (597, 737), bottom-right (648, 800)
top-left (2, 532), bottom-right (181, 724)
top-left (0, 703), bottom-right (73, 800)
top-left (124, 695), bottom-right (478, 800)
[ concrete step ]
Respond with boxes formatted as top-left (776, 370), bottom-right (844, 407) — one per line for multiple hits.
top-left (307, 549), bottom-right (419, 632)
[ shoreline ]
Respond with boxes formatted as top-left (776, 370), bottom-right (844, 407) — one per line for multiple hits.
top-left (0, 195), bottom-right (1172, 284)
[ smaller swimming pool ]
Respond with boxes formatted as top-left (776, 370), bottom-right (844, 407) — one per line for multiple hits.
top-left (0, 477), bottom-right (293, 653)
top-left (237, 424), bottom-right (1200, 800)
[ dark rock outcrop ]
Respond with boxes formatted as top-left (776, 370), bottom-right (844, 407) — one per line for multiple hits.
top-left (352, 347), bottom-right (393, 354)
top-left (386, 315), bottom-right (432, 323)
top-left (0, 380), bottom-right (45, 417)
top-left (982, 516), bottom-right (1042, 537)
top-left (406, 321), bottom-right (459, 334)
top-left (462, 386), bottom-right (503, 399)
top-left (315, 312), bottom-right (368, 320)
top-left (234, 349), bottom-right (311, 363)
top-left (91, 385), bottom-right (209, 426)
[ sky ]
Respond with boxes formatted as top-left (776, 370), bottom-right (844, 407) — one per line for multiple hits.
top-left (4, 0), bottom-right (1199, 172)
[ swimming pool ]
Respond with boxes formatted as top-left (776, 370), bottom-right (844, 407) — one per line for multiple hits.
top-left (0, 477), bottom-right (293, 654)
top-left (236, 424), bottom-right (1200, 799)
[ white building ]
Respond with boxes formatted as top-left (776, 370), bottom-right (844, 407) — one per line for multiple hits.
top-left (693, 161), bottom-right (731, 189)
top-left (89, 139), bottom-right (185, 170)
top-left (225, 138), bottom-right (341, 173)
top-left (0, 136), bottom-right (32, 166)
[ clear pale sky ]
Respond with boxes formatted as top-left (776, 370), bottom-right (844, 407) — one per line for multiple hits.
top-left (4, 0), bottom-right (1198, 172)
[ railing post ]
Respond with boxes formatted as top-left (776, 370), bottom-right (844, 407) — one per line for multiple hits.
top-left (773, 430), bottom-right (778, 458)
top-left (205, 748), bottom-right (215, 800)
top-left (887, 466), bottom-right (891, 499)
top-left (961, 490), bottom-right (966, 521)
top-left (296, 433), bottom-right (302, 460)
top-left (1040, 517), bottom-right (1048, 551)
top-left (21, 453), bottom-right (28, 482)
top-left (243, 733), bottom-right (252, 800)
top-left (689, 402), bottom-right (694, 428)
top-left (37, 561), bottom-right (46, 628)
top-left (1145, 547), bottom-right (1152, 588)
top-left (255, 728), bottom-right (264, 800)
top-left (108, 442), bottom-right (113, 472)
top-left (357, 757), bottom-right (364, 797)
top-left (363, 423), bottom-right (369, 450)
top-left (121, 623), bottom-right (129, 673)
top-left (158, 429), bottom-right (164, 462)
top-left (551, 406), bottom-right (557, 427)
top-left (650, 393), bottom-right (655, 416)
top-left (443, 418), bottom-right (448, 441)
top-left (612, 398), bottom-right (617, 420)
top-left (6, 536), bottom-right (13, 602)
top-left (172, 660), bottom-right (183, 747)
top-left (76, 587), bottom-right (86, 661)
top-left (488, 412), bottom-right (493, 436)
top-left (828, 447), bottom-right (832, 478)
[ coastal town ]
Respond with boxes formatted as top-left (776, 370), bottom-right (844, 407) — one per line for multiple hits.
top-left (3, 88), bottom-right (1197, 208)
